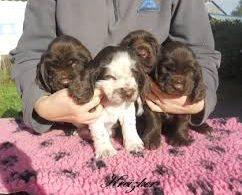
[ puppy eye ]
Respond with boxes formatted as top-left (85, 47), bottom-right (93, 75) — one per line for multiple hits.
top-left (68, 59), bottom-right (79, 66)
top-left (49, 60), bottom-right (60, 67)
top-left (161, 66), bottom-right (170, 73)
top-left (165, 65), bottom-right (175, 71)
top-left (72, 63), bottom-right (77, 68)
top-left (103, 75), bottom-right (116, 80)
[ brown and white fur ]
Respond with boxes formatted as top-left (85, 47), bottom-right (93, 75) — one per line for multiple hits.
top-left (85, 46), bottom-right (150, 158)
top-left (120, 30), bottom-right (161, 149)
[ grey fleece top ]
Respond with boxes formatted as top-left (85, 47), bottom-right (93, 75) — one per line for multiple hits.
top-left (10, 0), bottom-right (221, 133)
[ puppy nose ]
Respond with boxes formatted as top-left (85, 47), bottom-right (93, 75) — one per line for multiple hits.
top-left (138, 48), bottom-right (148, 58)
top-left (173, 83), bottom-right (184, 90)
top-left (173, 75), bottom-right (183, 83)
top-left (126, 89), bottom-right (135, 97)
top-left (61, 74), bottom-right (68, 79)
top-left (172, 75), bottom-right (184, 90)
top-left (60, 75), bottom-right (71, 84)
top-left (120, 88), bottom-right (135, 99)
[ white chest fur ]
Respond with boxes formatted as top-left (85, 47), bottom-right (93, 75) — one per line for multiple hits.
top-left (89, 102), bottom-right (144, 158)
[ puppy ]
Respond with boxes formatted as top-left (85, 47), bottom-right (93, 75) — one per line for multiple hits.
top-left (85, 46), bottom-right (150, 158)
top-left (120, 30), bottom-right (162, 149)
top-left (120, 30), bottom-right (160, 73)
top-left (154, 41), bottom-right (207, 146)
top-left (36, 35), bottom-right (93, 104)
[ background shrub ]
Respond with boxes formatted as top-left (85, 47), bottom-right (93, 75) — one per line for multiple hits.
top-left (211, 19), bottom-right (242, 82)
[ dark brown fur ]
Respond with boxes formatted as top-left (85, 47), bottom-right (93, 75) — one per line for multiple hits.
top-left (120, 30), bottom-right (160, 73)
top-left (35, 35), bottom-right (94, 104)
top-left (136, 104), bottom-right (162, 149)
top-left (138, 41), bottom-right (209, 148)
top-left (156, 41), bottom-right (206, 103)
top-left (156, 41), bottom-right (207, 146)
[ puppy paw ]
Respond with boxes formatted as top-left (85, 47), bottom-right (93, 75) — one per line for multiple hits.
top-left (72, 131), bottom-right (79, 136)
top-left (64, 129), bottom-right (77, 136)
top-left (191, 123), bottom-right (213, 135)
top-left (95, 144), bottom-right (117, 159)
top-left (168, 136), bottom-right (194, 147)
top-left (125, 138), bottom-right (144, 153)
top-left (143, 135), bottom-right (161, 150)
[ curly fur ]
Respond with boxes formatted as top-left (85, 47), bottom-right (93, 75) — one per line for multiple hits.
top-left (84, 46), bottom-right (150, 158)
top-left (120, 30), bottom-right (160, 73)
top-left (138, 41), bottom-right (209, 148)
top-left (156, 41), bottom-right (206, 147)
top-left (35, 35), bottom-right (93, 104)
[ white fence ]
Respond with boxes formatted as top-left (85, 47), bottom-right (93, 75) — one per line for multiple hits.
top-left (0, 1), bottom-right (27, 55)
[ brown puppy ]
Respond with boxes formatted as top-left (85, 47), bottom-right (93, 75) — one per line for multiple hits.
top-left (155, 41), bottom-right (207, 146)
top-left (36, 35), bottom-right (93, 104)
top-left (120, 30), bottom-right (160, 73)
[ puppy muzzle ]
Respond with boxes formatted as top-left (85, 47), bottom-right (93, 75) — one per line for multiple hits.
top-left (116, 87), bottom-right (137, 102)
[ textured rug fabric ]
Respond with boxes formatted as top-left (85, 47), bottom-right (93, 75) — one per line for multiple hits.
top-left (0, 118), bottom-right (241, 195)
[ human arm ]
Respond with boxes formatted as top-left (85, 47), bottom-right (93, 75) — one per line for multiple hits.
top-left (146, 80), bottom-right (204, 114)
top-left (34, 89), bottom-right (103, 127)
top-left (9, 0), bottom-right (57, 133)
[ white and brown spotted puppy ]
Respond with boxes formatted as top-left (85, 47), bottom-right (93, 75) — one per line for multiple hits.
top-left (84, 46), bottom-right (150, 158)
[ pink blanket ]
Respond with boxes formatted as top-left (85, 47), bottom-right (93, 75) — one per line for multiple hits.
top-left (0, 118), bottom-right (241, 195)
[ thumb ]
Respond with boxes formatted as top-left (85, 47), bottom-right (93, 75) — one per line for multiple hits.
top-left (146, 100), bottom-right (164, 112)
top-left (83, 95), bottom-right (101, 110)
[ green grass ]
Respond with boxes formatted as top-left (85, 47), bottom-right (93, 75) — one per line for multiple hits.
top-left (0, 55), bottom-right (22, 118)
top-left (0, 82), bottom-right (22, 118)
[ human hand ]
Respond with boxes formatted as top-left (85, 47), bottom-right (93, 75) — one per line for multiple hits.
top-left (145, 80), bottom-right (204, 114)
top-left (34, 88), bottom-right (103, 126)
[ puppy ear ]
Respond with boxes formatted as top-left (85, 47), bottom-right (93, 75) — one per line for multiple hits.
top-left (35, 61), bottom-right (43, 86)
top-left (132, 65), bottom-right (151, 97)
top-left (68, 67), bottom-right (96, 105)
top-left (68, 58), bottom-right (104, 105)
top-left (36, 54), bottom-right (52, 93)
top-left (189, 64), bottom-right (206, 104)
top-left (119, 35), bottom-right (134, 48)
top-left (147, 36), bottom-right (160, 56)
top-left (152, 51), bottom-right (162, 81)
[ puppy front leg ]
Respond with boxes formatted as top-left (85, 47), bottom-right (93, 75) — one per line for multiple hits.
top-left (120, 103), bottom-right (144, 153)
top-left (167, 115), bottom-right (194, 147)
top-left (137, 105), bottom-right (162, 150)
top-left (189, 122), bottom-right (213, 135)
top-left (89, 119), bottom-right (117, 158)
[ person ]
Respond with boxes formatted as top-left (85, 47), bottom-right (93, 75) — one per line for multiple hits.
top-left (10, 0), bottom-right (221, 134)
